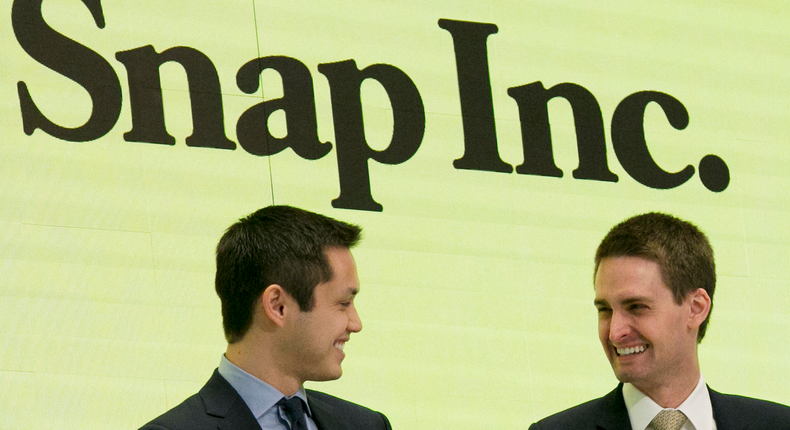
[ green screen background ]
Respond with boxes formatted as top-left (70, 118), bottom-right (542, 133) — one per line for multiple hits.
top-left (1, 1), bottom-right (788, 428)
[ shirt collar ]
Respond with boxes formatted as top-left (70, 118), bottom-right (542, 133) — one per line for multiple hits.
top-left (217, 354), bottom-right (313, 419)
top-left (623, 374), bottom-right (715, 430)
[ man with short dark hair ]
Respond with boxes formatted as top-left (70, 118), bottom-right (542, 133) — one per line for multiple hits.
top-left (530, 212), bottom-right (790, 430)
top-left (141, 205), bottom-right (391, 430)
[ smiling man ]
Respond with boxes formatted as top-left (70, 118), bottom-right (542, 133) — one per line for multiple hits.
top-left (529, 212), bottom-right (790, 430)
top-left (140, 205), bottom-right (391, 430)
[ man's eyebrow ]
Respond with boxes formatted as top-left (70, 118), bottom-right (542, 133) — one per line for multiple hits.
top-left (347, 287), bottom-right (359, 296)
top-left (594, 296), bottom-right (652, 307)
top-left (593, 299), bottom-right (609, 308)
top-left (620, 296), bottom-right (651, 305)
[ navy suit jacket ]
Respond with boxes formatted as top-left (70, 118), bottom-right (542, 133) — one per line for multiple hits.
top-left (529, 383), bottom-right (790, 430)
top-left (140, 370), bottom-right (392, 430)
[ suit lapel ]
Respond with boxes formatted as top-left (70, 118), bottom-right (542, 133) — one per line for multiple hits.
top-left (595, 384), bottom-right (633, 430)
top-left (307, 391), bottom-right (342, 430)
top-left (709, 387), bottom-right (749, 430)
top-left (200, 370), bottom-right (261, 430)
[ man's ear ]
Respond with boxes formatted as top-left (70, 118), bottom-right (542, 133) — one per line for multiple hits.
top-left (687, 288), bottom-right (712, 330)
top-left (260, 284), bottom-right (292, 327)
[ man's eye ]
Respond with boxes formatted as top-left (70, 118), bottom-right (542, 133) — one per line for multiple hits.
top-left (340, 301), bottom-right (351, 307)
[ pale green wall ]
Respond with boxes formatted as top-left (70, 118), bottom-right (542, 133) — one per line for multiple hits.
top-left (1, 1), bottom-right (788, 429)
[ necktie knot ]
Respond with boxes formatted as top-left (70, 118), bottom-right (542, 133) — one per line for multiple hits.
top-left (650, 409), bottom-right (688, 430)
top-left (277, 396), bottom-right (308, 430)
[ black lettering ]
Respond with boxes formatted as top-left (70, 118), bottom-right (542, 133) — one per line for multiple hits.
top-left (697, 154), bottom-right (729, 192)
top-left (235, 56), bottom-right (330, 159)
top-left (12, 0), bottom-right (121, 141)
top-left (115, 45), bottom-right (235, 149)
top-left (318, 60), bottom-right (425, 212)
top-left (438, 18), bottom-right (512, 173)
top-left (611, 91), bottom-right (694, 189)
top-left (507, 82), bottom-right (618, 181)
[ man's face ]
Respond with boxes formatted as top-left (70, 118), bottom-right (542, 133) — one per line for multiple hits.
top-left (286, 247), bottom-right (362, 382)
top-left (594, 256), bottom-right (697, 393)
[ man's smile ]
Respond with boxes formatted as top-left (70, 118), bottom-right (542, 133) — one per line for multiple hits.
top-left (616, 344), bottom-right (648, 357)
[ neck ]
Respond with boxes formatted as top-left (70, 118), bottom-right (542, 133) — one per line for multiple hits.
top-left (635, 363), bottom-right (701, 409)
top-left (225, 333), bottom-right (303, 396)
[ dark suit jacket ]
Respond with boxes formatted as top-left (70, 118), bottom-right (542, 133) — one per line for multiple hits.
top-left (140, 370), bottom-right (392, 430)
top-left (529, 383), bottom-right (790, 430)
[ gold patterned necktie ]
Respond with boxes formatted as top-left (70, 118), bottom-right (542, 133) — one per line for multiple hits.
top-left (650, 409), bottom-right (688, 430)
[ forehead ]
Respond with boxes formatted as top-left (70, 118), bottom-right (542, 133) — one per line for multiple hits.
top-left (594, 256), bottom-right (669, 301)
top-left (315, 247), bottom-right (359, 296)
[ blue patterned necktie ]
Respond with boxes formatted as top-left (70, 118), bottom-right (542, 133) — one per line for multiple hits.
top-left (277, 397), bottom-right (309, 430)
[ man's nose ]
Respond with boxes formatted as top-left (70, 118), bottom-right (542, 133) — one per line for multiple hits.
top-left (347, 303), bottom-right (362, 333)
top-left (608, 311), bottom-right (631, 342)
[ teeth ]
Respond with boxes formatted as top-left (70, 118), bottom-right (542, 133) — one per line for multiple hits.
top-left (334, 341), bottom-right (345, 351)
top-left (617, 345), bottom-right (646, 356)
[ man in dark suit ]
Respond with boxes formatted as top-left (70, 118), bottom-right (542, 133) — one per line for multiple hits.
top-left (530, 213), bottom-right (790, 430)
top-left (140, 205), bottom-right (391, 430)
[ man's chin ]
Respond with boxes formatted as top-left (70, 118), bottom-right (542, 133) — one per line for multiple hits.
top-left (613, 367), bottom-right (651, 385)
top-left (612, 365), bottom-right (637, 383)
top-left (614, 372), bottom-right (633, 383)
top-left (310, 368), bottom-right (343, 382)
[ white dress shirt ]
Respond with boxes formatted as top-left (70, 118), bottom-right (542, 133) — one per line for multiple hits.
top-left (623, 374), bottom-right (717, 430)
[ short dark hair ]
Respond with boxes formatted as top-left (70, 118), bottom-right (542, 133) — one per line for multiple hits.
top-left (215, 205), bottom-right (362, 343)
top-left (594, 212), bottom-right (715, 343)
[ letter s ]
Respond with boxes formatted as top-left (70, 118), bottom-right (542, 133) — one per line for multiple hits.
top-left (12, 0), bottom-right (121, 141)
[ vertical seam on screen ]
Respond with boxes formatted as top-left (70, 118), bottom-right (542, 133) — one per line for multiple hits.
top-left (251, 0), bottom-right (276, 205)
